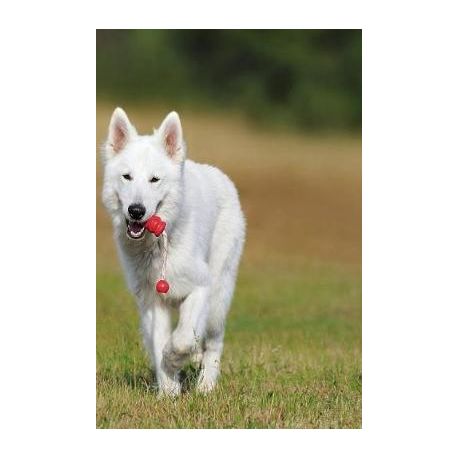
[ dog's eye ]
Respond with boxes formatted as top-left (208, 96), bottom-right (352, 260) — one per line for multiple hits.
top-left (150, 177), bottom-right (160, 183)
top-left (122, 174), bottom-right (132, 181)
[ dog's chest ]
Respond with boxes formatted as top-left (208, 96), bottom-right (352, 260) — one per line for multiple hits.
top-left (122, 239), bottom-right (204, 302)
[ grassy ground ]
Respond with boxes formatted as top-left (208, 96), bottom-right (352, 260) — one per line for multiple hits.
top-left (96, 102), bottom-right (362, 428)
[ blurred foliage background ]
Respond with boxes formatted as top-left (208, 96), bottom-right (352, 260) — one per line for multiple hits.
top-left (97, 29), bottom-right (361, 131)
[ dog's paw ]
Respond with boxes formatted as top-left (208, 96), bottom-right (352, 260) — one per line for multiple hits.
top-left (162, 338), bottom-right (193, 374)
top-left (196, 369), bottom-right (217, 394)
top-left (156, 368), bottom-right (181, 397)
top-left (196, 376), bottom-right (216, 394)
top-left (157, 382), bottom-right (181, 398)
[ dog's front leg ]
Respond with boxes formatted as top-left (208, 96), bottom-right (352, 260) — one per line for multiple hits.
top-left (162, 286), bottom-right (209, 375)
top-left (151, 303), bottom-right (181, 396)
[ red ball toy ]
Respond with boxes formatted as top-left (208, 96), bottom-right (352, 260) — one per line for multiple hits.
top-left (145, 215), bottom-right (166, 236)
top-left (147, 215), bottom-right (170, 294)
top-left (156, 279), bottom-right (169, 294)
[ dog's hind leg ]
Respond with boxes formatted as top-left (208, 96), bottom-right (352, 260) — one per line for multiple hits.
top-left (197, 235), bottom-right (244, 393)
top-left (197, 331), bottom-right (224, 393)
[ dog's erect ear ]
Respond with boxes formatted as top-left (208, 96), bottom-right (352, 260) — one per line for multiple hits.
top-left (158, 111), bottom-right (185, 162)
top-left (105, 107), bottom-right (136, 158)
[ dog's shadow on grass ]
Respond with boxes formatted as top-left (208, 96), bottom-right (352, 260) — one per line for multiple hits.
top-left (120, 364), bottom-right (201, 394)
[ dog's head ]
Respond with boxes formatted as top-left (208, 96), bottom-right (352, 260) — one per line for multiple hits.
top-left (102, 108), bottom-right (185, 240)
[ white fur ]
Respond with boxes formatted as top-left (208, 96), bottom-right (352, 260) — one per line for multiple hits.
top-left (102, 108), bottom-right (245, 395)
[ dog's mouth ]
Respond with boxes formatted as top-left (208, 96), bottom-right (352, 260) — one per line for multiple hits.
top-left (125, 219), bottom-right (146, 240)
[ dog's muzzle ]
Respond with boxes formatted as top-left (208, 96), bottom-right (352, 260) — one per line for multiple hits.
top-left (125, 219), bottom-right (146, 239)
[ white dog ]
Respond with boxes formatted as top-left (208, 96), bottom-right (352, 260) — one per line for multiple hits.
top-left (102, 108), bottom-right (245, 395)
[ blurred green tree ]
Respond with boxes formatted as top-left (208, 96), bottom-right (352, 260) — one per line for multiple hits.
top-left (97, 30), bottom-right (361, 131)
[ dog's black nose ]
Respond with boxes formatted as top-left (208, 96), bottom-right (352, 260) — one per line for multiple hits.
top-left (128, 203), bottom-right (146, 221)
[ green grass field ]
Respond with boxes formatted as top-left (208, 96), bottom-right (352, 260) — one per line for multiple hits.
top-left (96, 103), bottom-right (361, 428)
